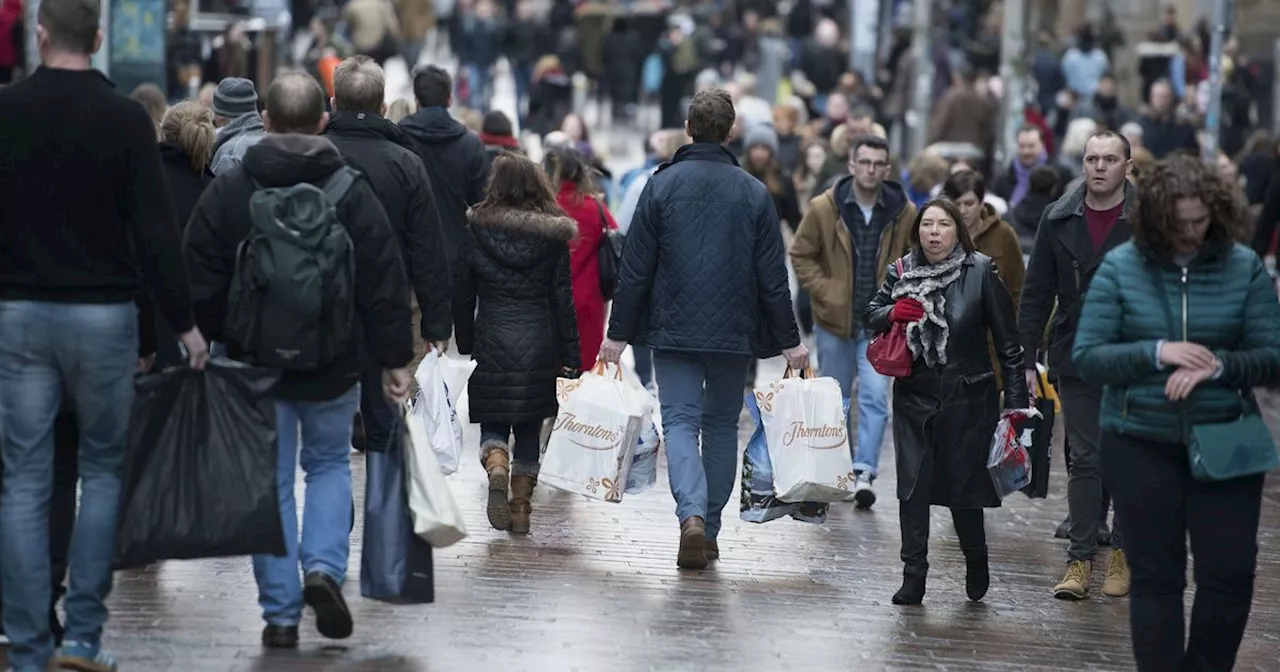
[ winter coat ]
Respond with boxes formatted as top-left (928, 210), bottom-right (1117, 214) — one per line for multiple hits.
top-left (991, 160), bottom-right (1073, 207)
top-left (755, 36), bottom-right (790, 105)
top-left (457, 14), bottom-right (503, 67)
top-left (602, 27), bottom-right (643, 107)
top-left (324, 110), bottom-right (453, 341)
top-left (607, 143), bottom-right (800, 358)
top-left (1073, 240), bottom-right (1280, 444)
top-left (395, 0), bottom-right (435, 42)
top-left (1018, 180), bottom-right (1136, 378)
top-left (1140, 113), bottom-right (1200, 160)
top-left (156, 142), bottom-right (214, 369)
top-left (967, 204), bottom-right (1027, 390)
top-left (344, 0), bottom-right (401, 53)
top-left (866, 251), bottom-right (1027, 508)
top-left (526, 69), bottom-right (574, 137)
top-left (210, 113), bottom-right (267, 175)
top-left (454, 206), bottom-right (581, 424)
top-left (184, 134), bottom-right (413, 401)
top-left (790, 177), bottom-right (917, 340)
top-left (557, 183), bottom-right (617, 367)
top-left (400, 106), bottom-right (491, 265)
top-left (1009, 191), bottom-right (1055, 258)
top-left (1253, 162), bottom-right (1280, 258)
top-left (928, 85), bottom-right (997, 155)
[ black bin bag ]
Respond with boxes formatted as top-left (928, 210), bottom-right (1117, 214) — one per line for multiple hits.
top-left (115, 360), bottom-right (286, 570)
top-left (1020, 397), bottom-right (1056, 499)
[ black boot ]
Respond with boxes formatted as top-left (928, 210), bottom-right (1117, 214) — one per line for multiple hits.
top-left (893, 572), bottom-right (927, 605)
top-left (965, 551), bottom-right (990, 601)
top-left (952, 508), bottom-right (989, 601)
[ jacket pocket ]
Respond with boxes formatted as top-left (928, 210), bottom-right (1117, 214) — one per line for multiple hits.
top-left (961, 371), bottom-right (995, 385)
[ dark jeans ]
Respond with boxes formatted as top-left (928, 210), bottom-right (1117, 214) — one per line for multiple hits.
top-left (1058, 376), bottom-right (1124, 560)
top-left (1102, 431), bottom-right (1264, 672)
top-left (480, 421), bottom-right (542, 477)
top-left (633, 346), bottom-right (654, 388)
top-left (898, 439), bottom-right (986, 578)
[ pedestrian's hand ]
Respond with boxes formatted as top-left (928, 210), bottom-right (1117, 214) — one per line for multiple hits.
top-left (599, 338), bottom-right (626, 364)
top-left (1165, 364), bottom-right (1216, 401)
top-left (138, 354), bottom-right (156, 374)
top-left (1159, 341), bottom-right (1217, 371)
top-left (429, 340), bottom-right (449, 354)
top-left (1025, 369), bottom-right (1041, 400)
top-left (889, 298), bottom-right (925, 323)
top-left (782, 343), bottom-right (809, 371)
top-left (178, 328), bottom-right (210, 370)
top-left (383, 367), bottom-right (413, 403)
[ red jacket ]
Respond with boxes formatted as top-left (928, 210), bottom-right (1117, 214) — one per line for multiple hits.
top-left (557, 182), bottom-right (617, 368)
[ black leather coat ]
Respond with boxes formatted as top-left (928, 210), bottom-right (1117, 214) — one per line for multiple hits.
top-left (866, 251), bottom-right (1027, 508)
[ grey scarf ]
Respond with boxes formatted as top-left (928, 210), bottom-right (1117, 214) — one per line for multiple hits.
top-left (890, 246), bottom-right (966, 367)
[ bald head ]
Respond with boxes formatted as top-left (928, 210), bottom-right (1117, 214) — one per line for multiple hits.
top-left (263, 72), bottom-right (327, 135)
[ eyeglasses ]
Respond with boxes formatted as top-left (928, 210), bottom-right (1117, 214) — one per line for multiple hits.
top-left (853, 159), bottom-right (890, 170)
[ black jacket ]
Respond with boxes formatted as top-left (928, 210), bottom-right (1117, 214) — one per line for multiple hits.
top-left (866, 251), bottom-right (1027, 508)
top-left (990, 160), bottom-right (1073, 206)
top-left (1017, 180), bottom-right (1137, 378)
top-left (325, 111), bottom-right (453, 341)
top-left (400, 107), bottom-right (491, 266)
top-left (1140, 114), bottom-right (1200, 159)
top-left (152, 142), bottom-right (215, 368)
top-left (1009, 191), bottom-right (1055, 258)
top-left (1252, 161), bottom-right (1280, 259)
top-left (526, 71), bottom-right (574, 137)
top-left (184, 134), bottom-right (413, 401)
top-left (607, 143), bottom-right (800, 357)
top-left (454, 206), bottom-right (580, 424)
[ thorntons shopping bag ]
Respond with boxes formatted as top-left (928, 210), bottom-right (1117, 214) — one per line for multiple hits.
top-left (739, 390), bottom-right (846, 524)
top-left (540, 362), bottom-right (646, 502)
top-left (754, 369), bottom-right (856, 503)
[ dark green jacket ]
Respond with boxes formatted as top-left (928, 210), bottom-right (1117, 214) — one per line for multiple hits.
top-left (1073, 240), bottom-right (1280, 444)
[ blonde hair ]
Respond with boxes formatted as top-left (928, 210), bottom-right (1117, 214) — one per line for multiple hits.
top-left (161, 101), bottom-right (217, 172)
top-left (386, 98), bottom-right (417, 123)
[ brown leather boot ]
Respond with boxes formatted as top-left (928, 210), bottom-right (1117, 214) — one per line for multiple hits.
top-left (705, 539), bottom-right (720, 561)
top-left (509, 474), bottom-right (536, 535)
top-left (677, 517), bottom-right (708, 569)
top-left (481, 442), bottom-right (511, 530)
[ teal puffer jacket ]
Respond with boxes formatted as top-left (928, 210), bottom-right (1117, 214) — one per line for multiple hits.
top-left (1073, 240), bottom-right (1280, 444)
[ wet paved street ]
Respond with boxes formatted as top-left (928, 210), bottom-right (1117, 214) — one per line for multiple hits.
top-left (4, 356), bottom-right (1280, 671)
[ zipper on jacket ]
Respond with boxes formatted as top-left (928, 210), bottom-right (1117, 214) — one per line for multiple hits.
top-left (1179, 266), bottom-right (1189, 339)
top-left (1178, 265), bottom-right (1190, 444)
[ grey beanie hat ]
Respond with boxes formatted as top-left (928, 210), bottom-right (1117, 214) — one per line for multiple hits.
top-left (743, 123), bottom-right (779, 156)
top-left (213, 77), bottom-right (259, 118)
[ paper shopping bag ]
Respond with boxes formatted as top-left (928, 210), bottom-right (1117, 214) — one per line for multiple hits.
top-left (540, 363), bottom-right (645, 502)
top-left (754, 372), bottom-right (856, 503)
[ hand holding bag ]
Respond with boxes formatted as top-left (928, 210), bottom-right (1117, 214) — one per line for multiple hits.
top-left (867, 258), bottom-right (913, 377)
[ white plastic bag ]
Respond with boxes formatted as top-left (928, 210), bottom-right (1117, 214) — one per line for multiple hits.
top-left (401, 402), bottom-right (467, 548)
top-left (411, 350), bottom-right (472, 475)
top-left (754, 372), bottom-right (856, 503)
top-left (540, 363), bottom-right (647, 502)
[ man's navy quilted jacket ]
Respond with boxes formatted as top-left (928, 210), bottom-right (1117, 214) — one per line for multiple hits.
top-left (606, 143), bottom-right (800, 358)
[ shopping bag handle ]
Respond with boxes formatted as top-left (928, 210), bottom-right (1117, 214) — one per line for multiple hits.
top-left (783, 365), bottom-right (815, 379)
top-left (590, 360), bottom-right (624, 380)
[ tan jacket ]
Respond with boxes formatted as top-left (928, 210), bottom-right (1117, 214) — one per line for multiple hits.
top-left (970, 204), bottom-right (1027, 389)
top-left (791, 185), bottom-right (917, 340)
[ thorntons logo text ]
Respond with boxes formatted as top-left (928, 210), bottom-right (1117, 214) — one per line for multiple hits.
top-left (782, 422), bottom-right (847, 449)
top-left (554, 413), bottom-right (621, 450)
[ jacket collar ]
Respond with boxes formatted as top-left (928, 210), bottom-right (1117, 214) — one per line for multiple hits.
top-left (659, 142), bottom-right (740, 172)
top-left (324, 110), bottom-right (416, 152)
top-left (1047, 179), bottom-right (1138, 268)
top-left (1046, 179), bottom-right (1137, 222)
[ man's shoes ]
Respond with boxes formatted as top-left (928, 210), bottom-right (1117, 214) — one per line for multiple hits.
top-left (1101, 549), bottom-right (1131, 597)
top-left (852, 472), bottom-right (876, 510)
top-left (1052, 560), bottom-right (1093, 600)
top-left (705, 539), bottom-right (719, 561)
top-left (262, 624), bottom-right (299, 649)
top-left (302, 572), bottom-right (353, 640)
top-left (54, 640), bottom-right (118, 672)
top-left (677, 517), bottom-right (708, 570)
top-left (1054, 515), bottom-right (1070, 539)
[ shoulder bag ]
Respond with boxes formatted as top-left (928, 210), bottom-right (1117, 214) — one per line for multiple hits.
top-left (867, 258), bottom-right (913, 377)
top-left (595, 197), bottom-right (624, 301)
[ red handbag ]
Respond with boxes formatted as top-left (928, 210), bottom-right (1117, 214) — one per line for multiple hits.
top-left (867, 259), bottom-right (913, 378)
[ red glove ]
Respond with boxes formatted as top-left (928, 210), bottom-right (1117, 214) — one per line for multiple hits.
top-left (889, 298), bottom-right (925, 323)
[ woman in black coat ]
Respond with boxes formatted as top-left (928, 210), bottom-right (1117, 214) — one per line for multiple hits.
top-left (454, 152), bottom-right (581, 535)
top-left (865, 197), bottom-right (1028, 606)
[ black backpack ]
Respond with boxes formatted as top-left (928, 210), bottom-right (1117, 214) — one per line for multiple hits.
top-left (225, 167), bottom-right (358, 371)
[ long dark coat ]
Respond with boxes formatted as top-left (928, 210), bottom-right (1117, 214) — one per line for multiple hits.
top-left (865, 251), bottom-right (1028, 509)
top-left (454, 206), bottom-right (582, 425)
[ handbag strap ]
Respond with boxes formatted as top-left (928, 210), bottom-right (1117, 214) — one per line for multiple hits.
top-left (594, 196), bottom-right (608, 237)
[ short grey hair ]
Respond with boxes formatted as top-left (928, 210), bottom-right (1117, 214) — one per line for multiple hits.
top-left (333, 56), bottom-right (386, 115)
top-left (38, 0), bottom-right (100, 54)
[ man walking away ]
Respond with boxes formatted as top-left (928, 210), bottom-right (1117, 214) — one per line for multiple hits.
top-left (210, 76), bottom-right (267, 174)
top-left (791, 134), bottom-right (916, 510)
top-left (1019, 130), bottom-right (1134, 600)
top-left (325, 55), bottom-right (453, 455)
top-left (184, 71), bottom-right (414, 649)
top-left (0, 0), bottom-right (210, 669)
top-left (600, 88), bottom-right (808, 570)
top-left (400, 65), bottom-right (491, 266)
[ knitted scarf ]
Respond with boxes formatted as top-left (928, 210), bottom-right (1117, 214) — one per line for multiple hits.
top-left (890, 246), bottom-right (966, 368)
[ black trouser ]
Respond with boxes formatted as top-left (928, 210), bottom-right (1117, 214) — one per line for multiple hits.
top-left (1102, 431), bottom-right (1264, 672)
top-left (1058, 376), bottom-right (1124, 559)
top-left (360, 363), bottom-right (400, 454)
top-left (480, 421), bottom-right (543, 476)
top-left (898, 441), bottom-right (986, 578)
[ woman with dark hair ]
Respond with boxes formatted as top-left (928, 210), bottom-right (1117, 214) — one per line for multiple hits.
top-left (543, 145), bottom-right (618, 367)
top-left (454, 152), bottom-right (582, 535)
top-left (865, 197), bottom-right (1028, 606)
top-left (1073, 155), bottom-right (1280, 671)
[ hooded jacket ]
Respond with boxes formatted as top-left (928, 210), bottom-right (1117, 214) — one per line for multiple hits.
top-left (210, 112), bottom-right (267, 175)
top-left (325, 110), bottom-right (452, 341)
top-left (400, 107), bottom-right (491, 264)
top-left (184, 134), bottom-right (413, 401)
top-left (155, 142), bottom-right (214, 369)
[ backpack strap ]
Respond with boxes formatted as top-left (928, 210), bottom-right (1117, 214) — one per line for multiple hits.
top-left (321, 166), bottom-right (359, 205)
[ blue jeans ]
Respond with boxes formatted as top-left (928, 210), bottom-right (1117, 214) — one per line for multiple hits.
top-left (653, 351), bottom-right (751, 541)
top-left (0, 301), bottom-right (137, 670)
top-left (464, 63), bottom-right (493, 113)
top-left (632, 345), bottom-right (655, 388)
top-left (814, 326), bottom-right (890, 477)
top-left (252, 384), bottom-right (360, 626)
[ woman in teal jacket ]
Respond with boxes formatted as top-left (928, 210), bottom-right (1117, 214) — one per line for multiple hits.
top-left (1073, 155), bottom-right (1280, 672)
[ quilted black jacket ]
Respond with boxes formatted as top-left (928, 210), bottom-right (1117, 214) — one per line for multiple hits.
top-left (453, 206), bottom-right (581, 424)
top-left (607, 143), bottom-right (800, 357)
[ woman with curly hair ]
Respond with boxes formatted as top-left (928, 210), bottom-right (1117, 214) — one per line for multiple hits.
top-left (1073, 155), bottom-right (1280, 671)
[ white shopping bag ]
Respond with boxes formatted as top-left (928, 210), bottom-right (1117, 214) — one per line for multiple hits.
top-left (540, 362), bottom-right (646, 502)
top-left (401, 402), bottom-right (467, 547)
top-left (754, 370), bottom-right (856, 503)
top-left (438, 354), bottom-right (477, 406)
top-left (411, 350), bottom-right (472, 475)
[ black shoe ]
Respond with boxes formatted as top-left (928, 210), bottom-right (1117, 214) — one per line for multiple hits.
top-left (965, 553), bottom-right (990, 601)
top-left (262, 624), bottom-right (299, 649)
top-left (303, 572), bottom-right (353, 640)
top-left (50, 609), bottom-right (64, 647)
top-left (1097, 519), bottom-right (1112, 546)
top-left (1054, 516), bottom-right (1070, 539)
top-left (892, 575), bottom-right (926, 605)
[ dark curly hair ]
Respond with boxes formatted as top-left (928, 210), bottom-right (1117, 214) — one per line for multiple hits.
top-left (1132, 155), bottom-right (1249, 257)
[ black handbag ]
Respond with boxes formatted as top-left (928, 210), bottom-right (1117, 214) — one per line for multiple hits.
top-left (595, 197), bottom-right (624, 300)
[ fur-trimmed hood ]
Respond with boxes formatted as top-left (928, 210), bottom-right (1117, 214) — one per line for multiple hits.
top-left (467, 206), bottom-right (578, 268)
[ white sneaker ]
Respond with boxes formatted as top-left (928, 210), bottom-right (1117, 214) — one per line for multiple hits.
top-left (853, 473), bottom-right (877, 510)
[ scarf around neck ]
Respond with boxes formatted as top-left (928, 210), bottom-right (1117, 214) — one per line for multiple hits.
top-left (1010, 152), bottom-right (1045, 208)
top-left (890, 246), bottom-right (967, 368)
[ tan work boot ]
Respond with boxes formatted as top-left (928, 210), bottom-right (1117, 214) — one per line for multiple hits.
top-left (509, 474), bottom-right (536, 535)
top-left (1102, 549), bottom-right (1131, 597)
top-left (481, 442), bottom-right (511, 531)
top-left (677, 517), bottom-right (708, 570)
top-left (1053, 560), bottom-right (1093, 600)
